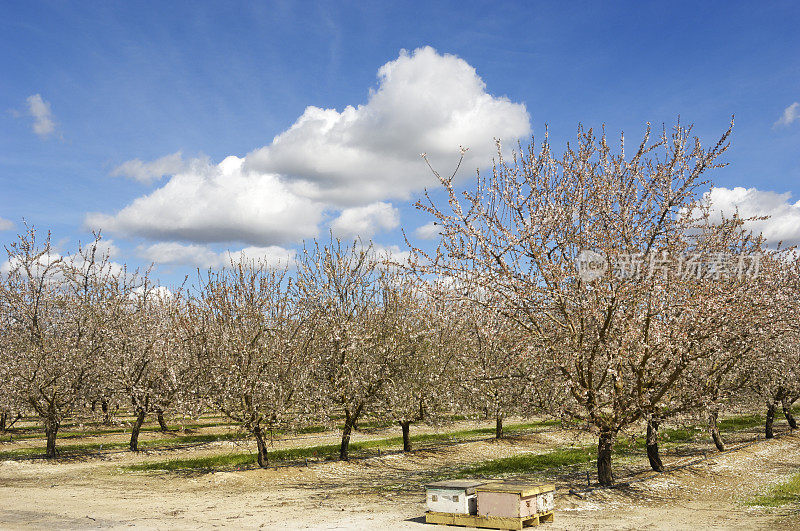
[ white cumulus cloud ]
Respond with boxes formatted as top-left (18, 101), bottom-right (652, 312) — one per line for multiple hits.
top-left (224, 245), bottom-right (296, 268)
top-left (246, 46), bottom-right (530, 205)
top-left (1, 241), bottom-right (124, 279)
top-left (111, 151), bottom-right (187, 184)
top-left (26, 94), bottom-right (56, 139)
top-left (414, 221), bottom-right (440, 240)
top-left (0, 217), bottom-right (14, 231)
top-left (704, 186), bottom-right (800, 247)
top-left (131, 285), bottom-right (174, 301)
top-left (87, 155), bottom-right (324, 246)
top-left (138, 241), bottom-right (295, 269)
top-left (87, 47), bottom-right (530, 250)
top-left (331, 202), bottom-right (399, 239)
top-left (83, 237), bottom-right (120, 260)
top-left (774, 102), bottom-right (800, 128)
top-left (138, 242), bottom-right (220, 267)
top-left (367, 243), bottom-right (414, 267)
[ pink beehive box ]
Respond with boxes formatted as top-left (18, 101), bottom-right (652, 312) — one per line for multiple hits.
top-left (475, 481), bottom-right (555, 519)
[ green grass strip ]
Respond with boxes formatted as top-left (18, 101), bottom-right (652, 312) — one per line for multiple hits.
top-left (450, 446), bottom-right (595, 478)
top-left (122, 420), bottom-right (559, 472)
top-left (747, 472), bottom-right (800, 507)
top-left (0, 432), bottom-right (248, 460)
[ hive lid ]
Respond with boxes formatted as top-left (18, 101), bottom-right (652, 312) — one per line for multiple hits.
top-left (475, 481), bottom-right (556, 497)
top-left (424, 479), bottom-right (488, 494)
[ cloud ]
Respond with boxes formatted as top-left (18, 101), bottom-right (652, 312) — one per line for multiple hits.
top-left (0, 249), bottom-right (62, 277)
top-left (111, 152), bottom-right (187, 184)
top-left (330, 202), bottom-right (399, 239)
top-left (414, 221), bottom-right (439, 240)
top-left (367, 243), bottom-right (413, 267)
top-left (88, 47), bottom-right (530, 248)
top-left (1, 241), bottom-right (124, 279)
top-left (704, 187), bottom-right (800, 247)
top-left (87, 156), bottom-right (324, 246)
top-left (76, 237), bottom-right (120, 261)
top-left (224, 245), bottom-right (296, 268)
top-left (138, 242), bottom-right (220, 267)
top-left (138, 241), bottom-right (295, 269)
top-left (774, 102), bottom-right (800, 128)
top-left (0, 217), bottom-right (14, 231)
top-left (246, 46), bottom-right (530, 205)
top-left (26, 94), bottom-right (56, 139)
top-left (131, 285), bottom-right (174, 301)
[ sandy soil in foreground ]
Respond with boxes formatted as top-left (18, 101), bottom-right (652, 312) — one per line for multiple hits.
top-left (0, 430), bottom-right (798, 530)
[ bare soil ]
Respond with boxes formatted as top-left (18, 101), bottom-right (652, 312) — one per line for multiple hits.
top-left (0, 425), bottom-right (798, 530)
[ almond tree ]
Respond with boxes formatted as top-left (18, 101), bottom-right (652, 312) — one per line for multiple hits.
top-left (640, 212), bottom-right (771, 469)
top-left (182, 259), bottom-right (312, 467)
top-left (0, 293), bottom-right (17, 431)
top-left (1, 229), bottom-right (115, 457)
top-left (746, 252), bottom-right (800, 438)
top-left (413, 122), bottom-right (743, 485)
top-left (461, 303), bottom-right (533, 439)
top-left (774, 255), bottom-right (800, 430)
top-left (295, 239), bottom-right (397, 460)
top-left (103, 279), bottom-right (190, 451)
top-left (379, 277), bottom-right (461, 451)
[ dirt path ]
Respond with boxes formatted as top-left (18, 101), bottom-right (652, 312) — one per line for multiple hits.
top-left (0, 431), bottom-right (797, 529)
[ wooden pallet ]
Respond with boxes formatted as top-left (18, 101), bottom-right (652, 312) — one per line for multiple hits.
top-left (425, 511), bottom-right (554, 530)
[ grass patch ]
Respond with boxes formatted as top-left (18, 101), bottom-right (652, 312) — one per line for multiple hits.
top-left (613, 425), bottom-right (704, 452)
top-left (0, 432), bottom-right (248, 460)
top-left (124, 442), bottom-right (361, 471)
top-left (718, 413), bottom-right (765, 432)
top-left (358, 420), bottom-right (557, 450)
top-left (296, 425), bottom-right (327, 434)
top-left (0, 420), bottom-right (238, 443)
top-left (0, 442), bottom-right (125, 459)
top-left (0, 447), bottom-right (41, 459)
top-left (125, 453), bottom-right (256, 471)
top-left (451, 446), bottom-right (595, 478)
top-left (13, 410), bottom-right (784, 473)
top-left (448, 423), bottom-right (702, 480)
top-left (122, 420), bottom-right (558, 472)
top-left (747, 472), bottom-right (800, 507)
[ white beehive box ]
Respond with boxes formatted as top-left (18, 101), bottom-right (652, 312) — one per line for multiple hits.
top-left (425, 479), bottom-right (487, 515)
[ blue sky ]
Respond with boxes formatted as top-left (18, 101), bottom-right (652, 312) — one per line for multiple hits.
top-left (2, 1), bottom-right (799, 285)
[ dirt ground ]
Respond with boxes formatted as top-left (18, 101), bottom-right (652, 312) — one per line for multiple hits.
top-left (0, 427), bottom-right (798, 530)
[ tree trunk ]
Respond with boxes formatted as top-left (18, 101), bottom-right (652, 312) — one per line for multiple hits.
top-left (101, 398), bottom-right (111, 425)
top-left (45, 416), bottom-right (59, 458)
top-left (782, 399), bottom-right (798, 430)
top-left (597, 429), bottom-right (615, 486)
top-left (156, 409), bottom-right (169, 432)
top-left (495, 414), bottom-right (503, 439)
top-left (340, 416), bottom-right (354, 461)
top-left (765, 401), bottom-right (776, 439)
top-left (0, 411), bottom-right (6, 432)
top-left (129, 408), bottom-right (146, 452)
top-left (253, 425), bottom-right (269, 468)
top-left (708, 410), bottom-right (726, 451)
top-left (400, 421), bottom-right (411, 452)
top-left (646, 417), bottom-right (664, 472)
top-left (4, 413), bottom-right (21, 432)
top-left (339, 405), bottom-right (364, 461)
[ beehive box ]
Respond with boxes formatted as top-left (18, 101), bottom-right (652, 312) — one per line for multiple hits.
top-left (476, 482), bottom-right (555, 519)
top-left (425, 479), bottom-right (487, 515)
